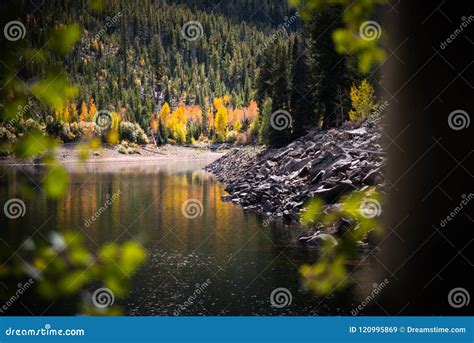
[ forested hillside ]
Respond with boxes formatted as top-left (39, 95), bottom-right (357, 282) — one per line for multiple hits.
top-left (2, 0), bottom-right (378, 150)
top-left (8, 0), bottom-right (299, 143)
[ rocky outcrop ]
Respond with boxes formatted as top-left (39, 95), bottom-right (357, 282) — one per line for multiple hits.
top-left (205, 119), bottom-right (385, 225)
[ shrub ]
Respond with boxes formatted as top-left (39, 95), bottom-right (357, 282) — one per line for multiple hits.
top-left (61, 122), bottom-right (81, 142)
top-left (24, 118), bottom-right (45, 133)
top-left (249, 118), bottom-right (259, 139)
top-left (0, 125), bottom-right (16, 155)
top-left (119, 121), bottom-right (135, 141)
top-left (349, 79), bottom-right (375, 123)
top-left (225, 130), bottom-right (237, 144)
top-left (78, 121), bottom-right (97, 139)
top-left (119, 121), bottom-right (149, 144)
top-left (118, 141), bottom-right (139, 154)
top-left (213, 132), bottom-right (225, 143)
top-left (236, 132), bottom-right (249, 145)
top-left (46, 118), bottom-right (63, 138)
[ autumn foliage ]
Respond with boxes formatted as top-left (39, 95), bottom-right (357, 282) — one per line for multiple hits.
top-left (48, 96), bottom-right (259, 145)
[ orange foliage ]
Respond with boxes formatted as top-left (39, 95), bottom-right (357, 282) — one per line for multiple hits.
top-left (88, 99), bottom-right (97, 121)
top-left (184, 105), bottom-right (202, 123)
top-left (79, 101), bottom-right (88, 121)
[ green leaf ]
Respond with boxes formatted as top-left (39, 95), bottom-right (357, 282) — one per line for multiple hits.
top-left (49, 24), bottom-right (82, 54)
top-left (99, 243), bottom-right (119, 263)
top-left (12, 131), bottom-right (56, 158)
top-left (31, 68), bottom-right (78, 110)
top-left (0, 98), bottom-right (26, 121)
top-left (120, 242), bottom-right (146, 276)
top-left (43, 165), bottom-right (69, 198)
top-left (59, 270), bottom-right (88, 294)
top-left (300, 198), bottom-right (324, 226)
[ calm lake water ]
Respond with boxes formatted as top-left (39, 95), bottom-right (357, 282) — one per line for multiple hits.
top-left (0, 159), bottom-right (356, 315)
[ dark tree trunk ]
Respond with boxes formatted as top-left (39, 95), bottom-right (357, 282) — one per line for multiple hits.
top-left (368, 0), bottom-right (473, 315)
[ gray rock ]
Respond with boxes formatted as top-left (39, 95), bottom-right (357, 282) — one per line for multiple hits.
top-left (263, 200), bottom-right (274, 212)
top-left (221, 195), bottom-right (232, 202)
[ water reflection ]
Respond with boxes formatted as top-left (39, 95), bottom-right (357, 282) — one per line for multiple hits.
top-left (1, 160), bottom-right (354, 315)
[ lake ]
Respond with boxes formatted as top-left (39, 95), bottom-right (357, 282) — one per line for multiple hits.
top-left (0, 159), bottom-right (355, 315)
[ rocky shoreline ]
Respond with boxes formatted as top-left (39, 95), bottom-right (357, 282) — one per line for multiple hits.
top-left (205, 119), bottom-right (386, 230)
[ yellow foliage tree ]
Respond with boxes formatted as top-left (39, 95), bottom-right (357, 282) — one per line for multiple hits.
top-left (106, 111), bottom-right (120, 144)
top-left (63, 104), bottom-right (70, 123)
top-left (53, 107), bottom-right (61, 122)
top-left (150, 119), bottom-right (158, 133)
top-left (70, 101), bottom-right (77, 121)
top-left (234, 120), bottom-right (242, 132)
top-left (160, 102), bottom-right (171, 125)
top-left (215, 105), bottom-right (228, 139)
top-left (213, 97), bottom-right (223, 110)
top-left (166, 104), bottom-right (187, 143)
top-left (349, 79), bottom-right (375, 123)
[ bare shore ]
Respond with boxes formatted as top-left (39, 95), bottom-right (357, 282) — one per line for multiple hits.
top-left (0, 144), bottom-right (226, 173)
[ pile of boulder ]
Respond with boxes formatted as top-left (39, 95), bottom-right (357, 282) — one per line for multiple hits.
top-left (205, 118), bottom-right (385, 224)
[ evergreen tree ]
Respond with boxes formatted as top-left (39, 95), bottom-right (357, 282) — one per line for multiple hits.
top-left (268, 43), bottom-right (292, 148)
top-left (307, 5), bottom-right (349, 129)
top-left (290, 35), bottom-right (315, 138)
